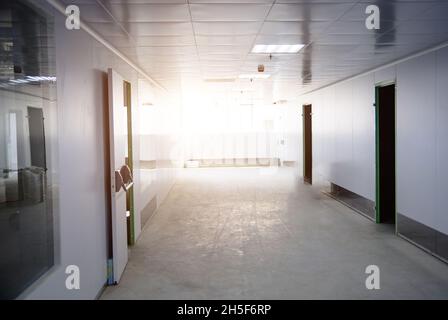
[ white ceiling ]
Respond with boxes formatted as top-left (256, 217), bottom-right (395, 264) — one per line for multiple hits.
top-left (63, 0), bottom-right (448, 95)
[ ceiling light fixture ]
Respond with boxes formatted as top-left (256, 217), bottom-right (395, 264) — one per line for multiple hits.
top-left (251, 44), bottom-right (305, 54)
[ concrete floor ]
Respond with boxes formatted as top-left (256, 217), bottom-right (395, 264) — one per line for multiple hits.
top-left (101, 167), bottom-right (448, 299)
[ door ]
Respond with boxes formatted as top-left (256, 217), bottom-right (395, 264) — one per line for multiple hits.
top-left (375, 84), bottom-right (396, 224)
top-left (27, 107), bottom-right (47, 169)
top-left (303, 104), bottom-right (312, 184)
top-left (107, 69), bottom-right (129, 283)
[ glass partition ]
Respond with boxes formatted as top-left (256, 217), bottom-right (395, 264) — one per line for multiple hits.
top-left (0, 0), bottom-right (57, 299)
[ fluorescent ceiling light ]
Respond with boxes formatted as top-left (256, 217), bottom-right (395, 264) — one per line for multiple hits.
top-left (251, 44), bottom-right (305, 54)
top-left (238, 74), bottom-right (271, 79)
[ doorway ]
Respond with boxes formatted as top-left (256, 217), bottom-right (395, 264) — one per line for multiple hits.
top-left (375, 84), bottom-right (396, 224)
top-left (303, 104), bottom-right (312, 184)
top-left (107, 69), bottom-right (135, 284)
top-left (124, 81), bottom-right (135, 246)
top-left (27, 107), bottom-right (46, 169)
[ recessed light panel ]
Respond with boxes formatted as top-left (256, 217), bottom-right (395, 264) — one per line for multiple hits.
top-left (251, 44), bottom-right (305, 54)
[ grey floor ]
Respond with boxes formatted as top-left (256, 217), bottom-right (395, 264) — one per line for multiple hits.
top-left (101, 167), bottom-right (448, 299)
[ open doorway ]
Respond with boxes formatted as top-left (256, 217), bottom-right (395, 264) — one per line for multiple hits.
top-left (124, 81), bottom-right (135, 246)
top-left (106, 69), bottom-right (135, 284)
top-left (375, 84), bottom-right (396, 224)
top-left (303, 104), bottom-right (312, 184)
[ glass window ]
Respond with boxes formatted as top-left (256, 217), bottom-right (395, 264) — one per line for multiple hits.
top-left (0, 0), bottom-right (57, 299)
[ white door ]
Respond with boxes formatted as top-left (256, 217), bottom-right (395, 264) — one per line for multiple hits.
top-left (108, 68), bottom-right (129, 283)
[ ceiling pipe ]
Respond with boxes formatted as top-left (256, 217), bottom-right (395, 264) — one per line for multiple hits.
top-left (46, 0), bottom-right (166, 92)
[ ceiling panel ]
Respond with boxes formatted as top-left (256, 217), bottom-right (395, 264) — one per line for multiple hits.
top-left (260, 21), bottom-right (331, 35)
top-left (190, 0), bottom-right (274, 3)
top-left (194, 21), bottom-right (262, 35)
top-left (414, 2), bottom-right (448, 20)
top-left (130, 55), bottom-right (199, 63)
top-left (108, 4), bottom-right (190, 22)
top-left (393, 20), bottom-right (448, 35)
top-left (276, 0), bottom-right (356, 3)
top-left (88, 22), bottom-right (129, 37)
top-left (196, 35), bottom-right (256, 46)
top-left (68, 4), bottom-right (113, 23)
top-left (374, 33), bottom-right (436, 47)
top-left (326, 20), bottom-right (390, 35)
top-left (198, 45), bottom-right (251, 54)
top-left (316, 34), bottom-right (376, 45)
top-left (190, 4), bottom-right (271, 21)
top-left (106, 35), bottom-right (197, 47)
top-left (107, 0), bottom-right (187, 3)
top-left (125, 22), bottom-right (194, 36)
top-left (267, 3), bottom-right (354, 21)
top-left (199, 53), bottom-right (247, 61)
top-left (73, 0), bottom-right (448, 96)
top-left (203, 61), bottom-right (241, 66)
top-left (120, 46), bottom-right (197, 56)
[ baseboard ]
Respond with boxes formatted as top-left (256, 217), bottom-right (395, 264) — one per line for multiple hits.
top-left (398, 233), bottom-right (448, 265)
top-left (324, 183), bottom-right (376, 221)
top-left (397, 213), bottom-right (448, 264)
top-left (95, 281), bottom-right (108, 300)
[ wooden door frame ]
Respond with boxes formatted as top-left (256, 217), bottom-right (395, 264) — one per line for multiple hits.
top-left (302, 104), bottom-right (312, 184)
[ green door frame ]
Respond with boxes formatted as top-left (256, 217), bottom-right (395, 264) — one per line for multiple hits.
top-left (374, 81), bottom-right (397, 225)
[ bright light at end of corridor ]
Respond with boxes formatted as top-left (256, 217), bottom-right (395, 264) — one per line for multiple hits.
top-left (238, 74), bottom-right (271, 79)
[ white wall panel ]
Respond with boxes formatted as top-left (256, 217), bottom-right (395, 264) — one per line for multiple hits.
top-left (299, 46), bottom-right (448, 236)
top-left (286, 104), bottom-right (300, 162)
top-left (322, 87), bottom-right (336, 183)
top-left (352, 74), bottom-right (375, 200)
top-left (312, 92), bottom-right (325, 180)
top-left (295, 48), bottom-right (448, 247)
top-left (374, 66), bottom-right (396, 85)
top-left (396, 53), bottom-right (437, 228)
top-left (25, 18), bottom-right (115, 299)
top-left (435, 47), bottom-right (448, 234)
top-left (333, 81), bottom-right (354, 191)
top-left (307, 76), bottom-right (375, 200)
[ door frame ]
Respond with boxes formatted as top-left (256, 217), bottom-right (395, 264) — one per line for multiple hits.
top-left (302, 104), bottom-right (312, 184)
top-left (374, 81), bottom-right (397, 225)
top-left (124, 80), bottom-right (135, 245)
